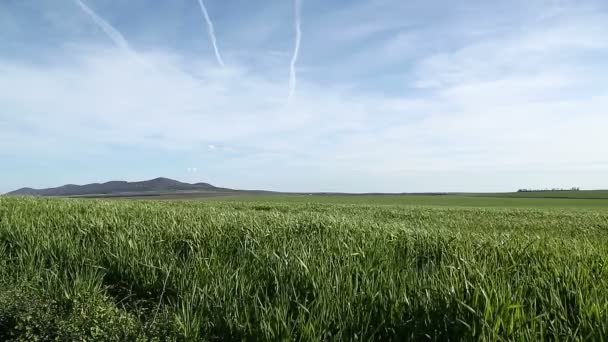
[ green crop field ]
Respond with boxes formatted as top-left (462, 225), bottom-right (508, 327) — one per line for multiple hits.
top-left (1, 195), bottom-right (608, 340)
top-left (209, 193), bottom-right (608, 209)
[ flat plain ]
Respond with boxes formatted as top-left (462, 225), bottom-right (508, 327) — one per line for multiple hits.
top-left (1, 193), bottom-right (607, 340)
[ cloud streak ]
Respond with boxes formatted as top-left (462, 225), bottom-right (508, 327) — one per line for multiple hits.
top-left (288, 0), bottom-right (302, 102)
top-left (196, 0), bottom-right (225, 67)
top-left (73, 0), bottom-right (132, 54)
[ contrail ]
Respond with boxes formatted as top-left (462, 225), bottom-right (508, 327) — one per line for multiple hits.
top-left (196, 0), bottom-right (225, 67)
top-left (73, 0), bottom-right (132, 54)
top-left (288, 0), bottom-right (302, 102)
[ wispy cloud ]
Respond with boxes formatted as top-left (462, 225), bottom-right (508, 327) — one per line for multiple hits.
top-left (288, 0), bottom-right (302, 102)
top-left (196, 0), bottom-right (225, 67)
top-left (73, 0), bottom-right (132, 54)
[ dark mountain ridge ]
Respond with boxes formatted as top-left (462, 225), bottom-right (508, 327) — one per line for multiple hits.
top-left (7, 177), bottom-right (233, 197)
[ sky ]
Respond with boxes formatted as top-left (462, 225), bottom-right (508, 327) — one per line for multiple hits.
top-left (1, 0), bottom-right (607, 193)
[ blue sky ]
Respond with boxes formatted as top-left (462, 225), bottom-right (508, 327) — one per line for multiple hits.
top-left (1, 0), bottom-right (607, 193)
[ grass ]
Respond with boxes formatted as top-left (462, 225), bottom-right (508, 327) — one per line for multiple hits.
top-left (1, 195), bottom-right (608, 340)
top-left (209, 193), bottom-right (608, 209)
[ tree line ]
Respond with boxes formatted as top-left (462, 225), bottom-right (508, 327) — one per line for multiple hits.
top-left (517, 187), bottom-right (580, 192)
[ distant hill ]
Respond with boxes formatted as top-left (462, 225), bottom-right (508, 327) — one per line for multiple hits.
top-left (7, 177), bottom-right (237, 197)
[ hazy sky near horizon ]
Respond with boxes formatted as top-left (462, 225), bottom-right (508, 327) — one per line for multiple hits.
top-left (1, 0), bottom-right (607, 193)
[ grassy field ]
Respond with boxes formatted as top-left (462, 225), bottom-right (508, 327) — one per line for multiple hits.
top-left (1, 195), bottom-right (608, 340)
top-left (209, 193), bottom-right (608, 209)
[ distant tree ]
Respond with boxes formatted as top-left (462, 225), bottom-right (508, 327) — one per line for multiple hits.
top-left (518, 187), bottom-right (580, 192)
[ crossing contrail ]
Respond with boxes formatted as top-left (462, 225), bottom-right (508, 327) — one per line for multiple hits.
top-left (196, 0), bottom-right (225, 67)
top-left (288, 0), bottom-right (302, 102)
top-left (73, 0), bottom-right (132, 54)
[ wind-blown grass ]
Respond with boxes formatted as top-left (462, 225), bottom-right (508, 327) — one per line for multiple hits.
top-left (1, 196), bottom-right (607, 340)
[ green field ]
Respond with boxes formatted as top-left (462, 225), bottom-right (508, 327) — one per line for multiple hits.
top-left (209, 193), bottom-right (608, 209)
top-left (1, 195), bottom-right (608, 340)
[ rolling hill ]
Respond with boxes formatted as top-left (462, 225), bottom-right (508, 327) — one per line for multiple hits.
top-left (6, 177), bottom-right (236, 197)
